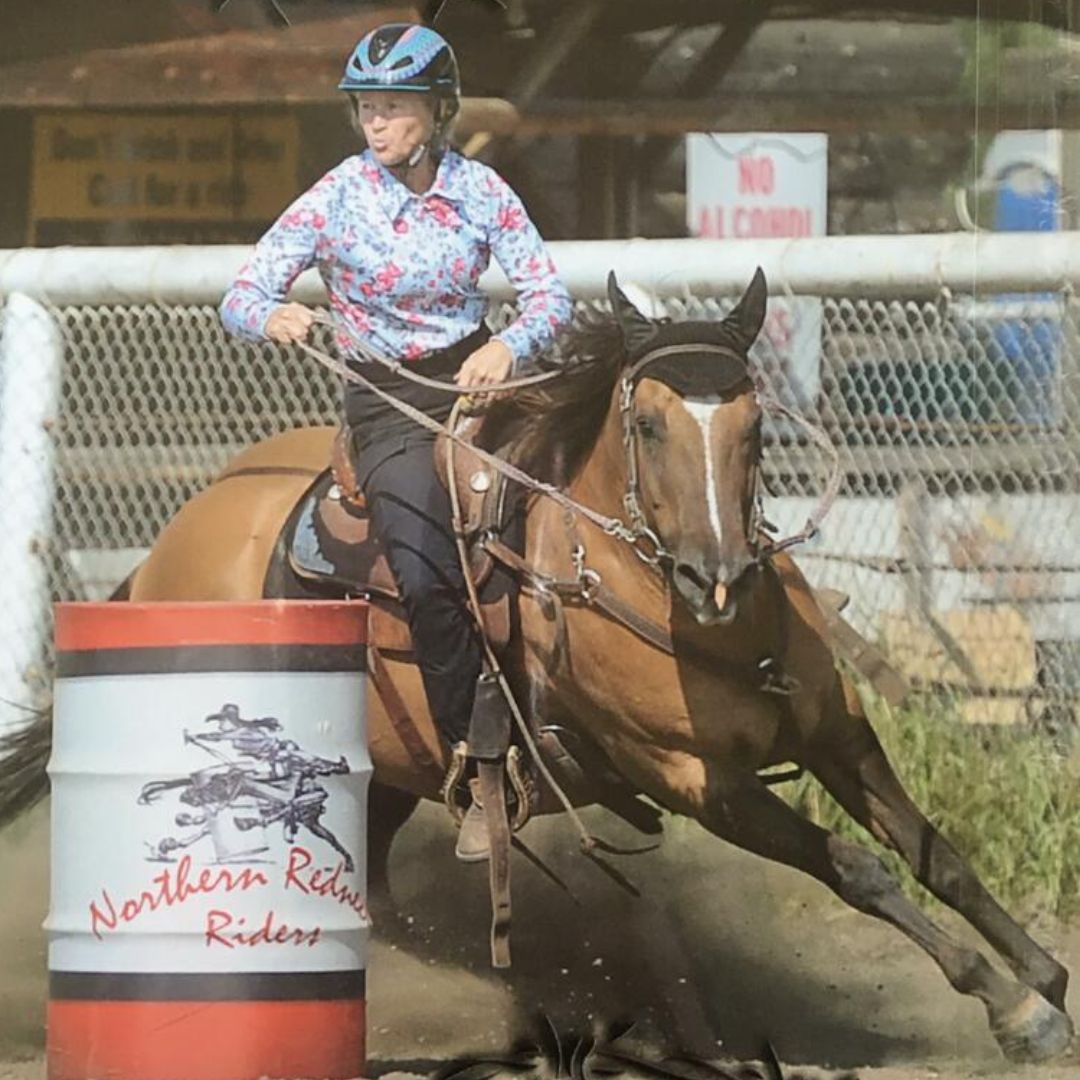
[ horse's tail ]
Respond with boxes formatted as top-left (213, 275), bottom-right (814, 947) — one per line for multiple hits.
top-left (0, 704), bottom-right (52, 829)
top-left (0, 570), bottom-right (137, 829)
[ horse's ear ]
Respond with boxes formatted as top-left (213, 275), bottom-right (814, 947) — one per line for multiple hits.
top-left (607, 271), bottom-right (656, 355)
top-left (722, 266), bottom-right (768, 351)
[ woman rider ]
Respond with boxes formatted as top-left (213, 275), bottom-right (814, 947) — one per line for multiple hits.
top-left (219, 23), bottom-right (573, 861)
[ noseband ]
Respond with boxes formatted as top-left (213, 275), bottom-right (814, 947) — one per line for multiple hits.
top-left (618, 341), bottom-right (756, 570)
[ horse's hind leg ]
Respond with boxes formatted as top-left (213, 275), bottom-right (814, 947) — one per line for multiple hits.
top-left (697, 769), bottom-right (1073, 1063)
top-left (807, 679), bottom-right (1069, 1013)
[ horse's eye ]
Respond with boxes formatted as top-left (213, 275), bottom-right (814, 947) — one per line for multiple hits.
top-left (636, 416), bottom-right (661, 441)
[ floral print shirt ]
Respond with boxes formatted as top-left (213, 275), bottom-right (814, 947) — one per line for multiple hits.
top-left (220, 148), bottom-right (572, 372)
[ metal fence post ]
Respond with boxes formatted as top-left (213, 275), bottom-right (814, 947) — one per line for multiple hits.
top-left (0, 292), bottom-right (63, 729)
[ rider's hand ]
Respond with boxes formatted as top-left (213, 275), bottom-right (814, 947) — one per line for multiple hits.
top-left (265, 303), bottom-right (316, 345)
top-left (454, 339), bottom-right (514, 402)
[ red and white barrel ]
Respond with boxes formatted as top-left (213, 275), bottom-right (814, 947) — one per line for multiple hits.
top-left (46, 601), bottom-right (370, 1080)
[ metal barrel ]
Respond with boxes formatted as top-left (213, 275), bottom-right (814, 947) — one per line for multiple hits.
top-left (46, 600), bottom-right (370, 1080)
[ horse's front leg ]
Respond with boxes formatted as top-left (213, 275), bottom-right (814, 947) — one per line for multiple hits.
top-left (806, 677), bottom-right (1070, 1013)
top-left (694, 767), bottom-right (1073, 1063)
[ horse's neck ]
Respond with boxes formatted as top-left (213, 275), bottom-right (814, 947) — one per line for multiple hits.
top-left (567, 392), bottom-right (627, 520)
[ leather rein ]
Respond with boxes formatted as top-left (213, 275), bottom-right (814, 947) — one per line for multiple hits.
top-left (299, 320), bottom-right (842, 664)
top-left (307, 313), bottom-right (841, 581)
top-left (297, 319), bottom-right (832, 888)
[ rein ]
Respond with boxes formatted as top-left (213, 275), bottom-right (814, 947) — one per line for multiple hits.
top-left (304, 317), bottom-right (841, 569)
top-left (296, 330), bottom-right (841, 694)
top-left (296, 335), bottom-right (665, 562)
top-left (313, 311), bottom-right (563, 392)
top-left (752, 390), bottom-right (842, 559)
top-left (444, 399), bottom-right (629, 861)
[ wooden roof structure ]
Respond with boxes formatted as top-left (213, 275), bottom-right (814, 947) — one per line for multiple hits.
top-left (0, 1), bottom-right (1077, 134)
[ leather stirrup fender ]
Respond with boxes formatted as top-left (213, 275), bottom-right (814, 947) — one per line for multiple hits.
top-left (330, 424), bottom-right (364, 507)
top-left (368, 645), bottom-right (441, 776)
top-left (466, 670), bottom-right (513, 761)
top-left (478, 759), bottom-right (512, 969)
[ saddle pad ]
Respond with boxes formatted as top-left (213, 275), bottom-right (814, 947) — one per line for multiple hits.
top-left (288, 471), bottom-right (398, 600)
top-left (286, 470), bottom-right (512, 650)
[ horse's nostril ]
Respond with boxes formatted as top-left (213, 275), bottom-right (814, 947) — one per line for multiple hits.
top-left (675, 562), bottom-right (711, 595)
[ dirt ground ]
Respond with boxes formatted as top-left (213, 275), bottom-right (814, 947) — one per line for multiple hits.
top-left (2, 799), bottom-right (1078, 1080)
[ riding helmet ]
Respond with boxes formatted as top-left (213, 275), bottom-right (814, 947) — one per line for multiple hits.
top-left (339, 23), bottom-right (461, 123)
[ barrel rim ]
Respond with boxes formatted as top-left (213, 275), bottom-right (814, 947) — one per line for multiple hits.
top-left (55, 600), bottom-right (369, 651)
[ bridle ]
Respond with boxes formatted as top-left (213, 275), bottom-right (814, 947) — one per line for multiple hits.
top-left (304, 313), bottom-right (837, 576)
top-left (618, 340), bottom-right (760, 571)
top-left (295, 311), bottom-right (832, 937)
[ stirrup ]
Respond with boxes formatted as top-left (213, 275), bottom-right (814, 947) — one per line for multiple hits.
top-left (440, 741), bottom-right (470, 825)
top-left (507, 745), bottom-right (535, 832)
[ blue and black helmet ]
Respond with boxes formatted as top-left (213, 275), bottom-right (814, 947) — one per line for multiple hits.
top-left (339, 23), bottom-right (460, 117)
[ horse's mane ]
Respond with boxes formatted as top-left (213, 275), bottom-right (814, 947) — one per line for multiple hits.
top-left (478, 308), bottom-right (753, 489)
top-left (478, 311), bottom-right (625, 488)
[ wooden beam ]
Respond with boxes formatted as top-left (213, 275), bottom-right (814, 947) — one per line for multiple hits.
top-left (637, 7), bottom-right (773, 177)
top-left (589, 0), bottom-right (1080, 36)
top-left (508, 96), bottom-right (1080, 136)
top-left (682, 11), bottom-right (773, 99)
top-left (509, 0), bottom-right (605, 103)
top-left (461, 0), bottom-right (604, 154)
top-left (0, 10), bottom-right (419, 109)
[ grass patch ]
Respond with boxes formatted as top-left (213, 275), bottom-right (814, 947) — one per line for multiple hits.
top-left (784, 694), bottom-right (1080, 922)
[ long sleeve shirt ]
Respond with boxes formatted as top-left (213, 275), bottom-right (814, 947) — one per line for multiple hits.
top-left (219, 148), bottom-right (572, 373)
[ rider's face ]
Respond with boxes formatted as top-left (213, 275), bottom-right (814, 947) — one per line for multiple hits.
top-left (353, 91), bottom-right (435, 168)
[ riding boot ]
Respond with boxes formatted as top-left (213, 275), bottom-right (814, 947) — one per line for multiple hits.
top-left (454, 777), bottom-right (490, 863)
top-left (440, 741), bottom-right (490, 863)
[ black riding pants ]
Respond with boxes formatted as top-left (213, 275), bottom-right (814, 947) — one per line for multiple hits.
top-left (363, 437), bottom-right (482, 746)
top-left (348, 327), bottom-right (490, 748)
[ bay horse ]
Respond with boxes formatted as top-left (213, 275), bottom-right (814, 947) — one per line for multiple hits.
top-left (0, 270), bottom-right (1072, 1062)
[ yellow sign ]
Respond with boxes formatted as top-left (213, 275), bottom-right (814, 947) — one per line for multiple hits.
top-left (32, 112), bottom-right (299, 223)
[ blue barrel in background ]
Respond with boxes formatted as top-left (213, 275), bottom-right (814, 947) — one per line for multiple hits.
top-left (989, 160), bottom-right (1063, 428)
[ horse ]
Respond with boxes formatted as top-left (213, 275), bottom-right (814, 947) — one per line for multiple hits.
top-left (0, 269), bottom-right (1072, 1063)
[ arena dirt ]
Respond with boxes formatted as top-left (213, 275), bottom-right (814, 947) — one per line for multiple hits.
top-left (2, 800), bottom-right (1078, 1080)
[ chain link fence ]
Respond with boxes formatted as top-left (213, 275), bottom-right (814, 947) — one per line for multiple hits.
top-left (1, 282), bottom-right (1078, 731)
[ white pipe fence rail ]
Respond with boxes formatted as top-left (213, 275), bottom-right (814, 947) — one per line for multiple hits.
top-left (2, 231), bottom-right (1080, 304)
top-left (1, 233), bottom-right (1079, 732)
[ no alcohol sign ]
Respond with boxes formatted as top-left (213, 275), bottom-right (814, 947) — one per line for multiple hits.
top-left (686, 133), bottom-right (828, 411)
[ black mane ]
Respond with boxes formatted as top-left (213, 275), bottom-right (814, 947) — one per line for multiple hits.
top-left (478, 310), bottom-right (752, 489)
top-left (477, 311), bottom-right (624, 488)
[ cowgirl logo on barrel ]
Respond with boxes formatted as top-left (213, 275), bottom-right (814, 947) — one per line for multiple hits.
top-left (138, 703), bottom-right (355, 871)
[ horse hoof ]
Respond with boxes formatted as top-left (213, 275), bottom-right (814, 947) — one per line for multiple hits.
top-left (992, 990), bottom-right (1075, 1063)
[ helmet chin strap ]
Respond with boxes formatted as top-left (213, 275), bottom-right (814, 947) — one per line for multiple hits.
top-left (385, 140), bottom-right (430, 178)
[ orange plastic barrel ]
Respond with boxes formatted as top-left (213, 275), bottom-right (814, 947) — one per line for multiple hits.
top-left (46, 601), bottom-right (370, 1080)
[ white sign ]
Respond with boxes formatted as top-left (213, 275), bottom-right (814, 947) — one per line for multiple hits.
top-left (686, 133), bottom-right (828, 409)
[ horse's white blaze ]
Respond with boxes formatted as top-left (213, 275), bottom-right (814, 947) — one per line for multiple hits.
top-left (683, 398), bottom-right (725, 549)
